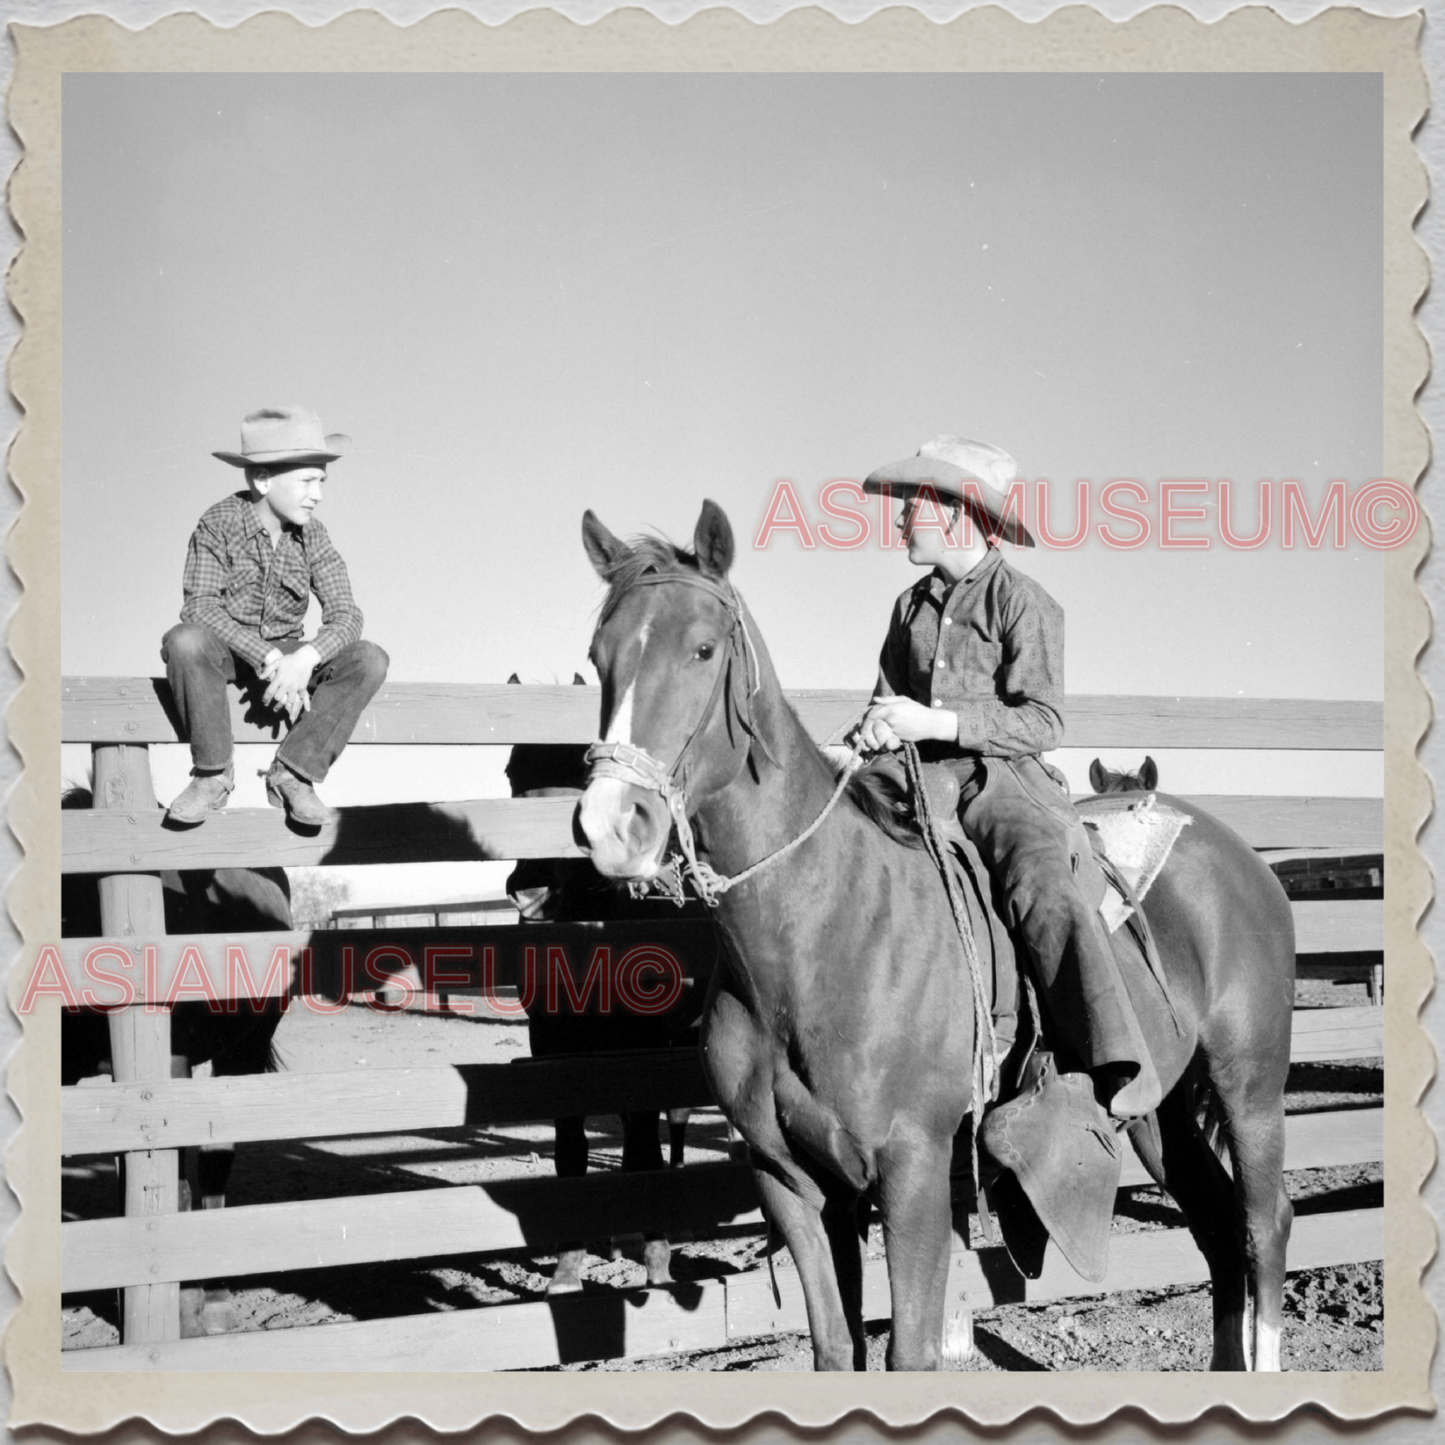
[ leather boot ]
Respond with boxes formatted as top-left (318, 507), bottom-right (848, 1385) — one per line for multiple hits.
top-left (263, 759), bottom-right (335, 828)
top-left (165, 764), bottom-right (234, 825)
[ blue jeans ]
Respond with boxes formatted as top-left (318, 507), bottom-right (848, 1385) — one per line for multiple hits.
top-left (161, 624), bottom-right (388, 783)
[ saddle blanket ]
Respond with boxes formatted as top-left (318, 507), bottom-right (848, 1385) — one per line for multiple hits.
top-left (1078, 792), bottom-right (1192, 932)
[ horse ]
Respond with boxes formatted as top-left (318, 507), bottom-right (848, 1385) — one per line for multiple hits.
top-left (61, 784), bottom-right (291, 1335)
top-left (574, 500), bottom-right (1296, 1371)
top-left (1090, 756), bottom-right (1159, 794)
top-left (504, 676), bottom-right (708, 1293)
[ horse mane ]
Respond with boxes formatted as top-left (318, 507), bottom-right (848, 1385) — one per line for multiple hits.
top-left (596, 535), bottom-right (704, 627)
top-left (843, 765), bottom-right (927, 850)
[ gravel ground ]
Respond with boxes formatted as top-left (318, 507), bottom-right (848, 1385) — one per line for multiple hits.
top-left (61, 983), bottom-right (1385, 1370)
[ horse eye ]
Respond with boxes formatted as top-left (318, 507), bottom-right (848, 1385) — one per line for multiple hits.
top-left (695, 642), bottom-right (716, 662)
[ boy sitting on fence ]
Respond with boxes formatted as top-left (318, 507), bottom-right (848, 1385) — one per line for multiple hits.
top-left (162, 405), bottom-right (388, 828)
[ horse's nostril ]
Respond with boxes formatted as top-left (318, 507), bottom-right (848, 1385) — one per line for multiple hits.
top-left (625, 804), bottom-right (660, 855)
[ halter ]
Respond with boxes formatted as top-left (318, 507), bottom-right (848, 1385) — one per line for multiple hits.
top-left (585, 569), bottom-right (857, 906)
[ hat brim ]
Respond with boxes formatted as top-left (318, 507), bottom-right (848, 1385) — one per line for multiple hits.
top-left (863, 455), bottom-right (1034, 547)
top-left (213, 432), bottom-right (349, 469)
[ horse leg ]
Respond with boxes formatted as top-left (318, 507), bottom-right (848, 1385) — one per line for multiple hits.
top-left (617, 1111), bottom-right (674, 1287)
top-left (548, 1116), bottom-right (590, 1295)
top-left (666, 1107), bottom-right (690, 1169)
top-left (820, 1192), bottom-right (869, 1369)
top-left (756, 1171), bottom-right (860, 1370)
top-left (1151, 1083), bottom-right (1253, 1370)
top-left (197, 1144), bottom-right (235, 1209)
top-left (878, 1139), bottom-right (954, 1371)
top-left (1216, 1084), bottom-right (1292, 1371)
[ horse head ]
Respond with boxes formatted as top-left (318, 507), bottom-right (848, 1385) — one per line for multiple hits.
top-left (577, 500), bottom-right (774, 881)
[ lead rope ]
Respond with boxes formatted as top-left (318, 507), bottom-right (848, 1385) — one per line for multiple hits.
top-left (900, 741), bottom-right (999, 1233)
top-left (663, 741), bottom-right (866, 906)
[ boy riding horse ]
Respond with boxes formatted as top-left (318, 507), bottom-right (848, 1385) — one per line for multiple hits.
top-left (858, 435), bottom-right (1161, 1121)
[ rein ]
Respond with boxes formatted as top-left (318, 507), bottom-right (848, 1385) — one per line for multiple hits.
top-left (585, 570), bottom-right (861, 907)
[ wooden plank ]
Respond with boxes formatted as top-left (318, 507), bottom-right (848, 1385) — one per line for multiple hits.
top-left (49, 919), bottom-right (719, 1006)
top-left (724, 1207), bottom-right (1385, 1339)
top-left (63, 1161), bottom-right (761, 1292)
top-left (1290, 1005), bottom-right (1383, 1061)
top-left (59, 793), bottom-right (1385, 875)
top-left (64, 678), bottom-right (1384, 750)
top-left (64, 1207), bottom-right (1380, 1370)
top-left (44, 890), bottom-right (1369, 1012)
top-left (61, 797), bottom-right (585, 873)
top-left (63, 1008), bottom-right (1381, 1159)
top-left (93, 741), bottom-right (183, 1347)
top-left (1134, 796), bottom-right (1382, 853)
top-left (63, 1050), bottom-right (720, 1156)
top-left (63, 1279), bottom-right (729, 1371)
top-left (1291, 898), bottom-right (1383, 953)
top-left (1118, 1107), bottom-right (1381, 1189)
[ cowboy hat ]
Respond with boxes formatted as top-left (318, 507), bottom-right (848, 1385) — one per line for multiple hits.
top-left (863, 435), bottom-right (1034, 547)
top-left (213, 405), bottom-right (350, 469)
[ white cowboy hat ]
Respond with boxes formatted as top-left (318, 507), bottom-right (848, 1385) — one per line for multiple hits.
top-left (213, 405), bottom-right (350, 469)
top-left (863, 435), bottom-right (1034, 547)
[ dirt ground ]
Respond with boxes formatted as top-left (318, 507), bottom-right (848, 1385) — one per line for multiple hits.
top-left (61, 977), bottom-right (1383, 1371)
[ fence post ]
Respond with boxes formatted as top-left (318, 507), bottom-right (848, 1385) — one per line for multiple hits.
top-left (93, 741), bottom-right (181, 1344)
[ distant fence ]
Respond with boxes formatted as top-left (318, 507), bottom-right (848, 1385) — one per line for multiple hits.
top-left (55, 679), bottom-right (1384, 1369)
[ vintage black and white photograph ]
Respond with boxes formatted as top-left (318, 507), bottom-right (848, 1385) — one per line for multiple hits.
top-left (10, 8), bottom-right (1428, 1426)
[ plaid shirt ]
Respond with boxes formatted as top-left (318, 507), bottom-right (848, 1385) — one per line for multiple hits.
top-left (179, 491), bottom-right (364, 670)
top-left (875, 549), bottom-right (1065, 759)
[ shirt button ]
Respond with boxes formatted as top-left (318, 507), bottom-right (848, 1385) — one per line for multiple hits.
top-left (932, 700), bottom-right (942, 708)
top-left (943, 617), bottom-right (953, 625)
top-left (936, 658), bottom-right (946, 668)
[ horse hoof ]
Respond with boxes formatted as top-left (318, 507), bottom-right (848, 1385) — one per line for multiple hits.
top-left (643, 1237), bottom-right (673, 1287)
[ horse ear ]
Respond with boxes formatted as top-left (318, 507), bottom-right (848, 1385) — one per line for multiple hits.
top-left (582, 510), bottom-right (631, 579)
top-left (572, 672), bottom-right (587, 686)
top-left (1140, 756), bottom-right (1158, 791)
top-left (506, 673), bottom-right (520, 685)
top-left (1088, 759), bottom-right (1108, 793)
top-left (694, 499), bottom-right (735, 577)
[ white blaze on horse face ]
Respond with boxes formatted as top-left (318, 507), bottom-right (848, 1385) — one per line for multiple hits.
top-left (605, 681), bottom-right (636, 746)
top-left (602, 621), bottom-right (650, 745)
top-left (580, 618), bottom-right (663, 878)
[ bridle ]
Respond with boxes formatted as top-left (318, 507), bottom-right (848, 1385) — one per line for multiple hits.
top-left (585, 569), bottom-right (858, 906)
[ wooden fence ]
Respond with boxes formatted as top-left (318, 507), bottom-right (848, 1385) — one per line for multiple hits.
top-left (55, 679), bottom-right (1385, 1369)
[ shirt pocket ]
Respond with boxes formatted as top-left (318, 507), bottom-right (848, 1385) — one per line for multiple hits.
top-left (224, 558), bottom-right (263, 605)
top-left (274, 552), bottom-right (313, 610)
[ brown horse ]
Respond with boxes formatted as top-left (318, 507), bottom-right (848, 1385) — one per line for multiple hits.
top-left (576, 500), bottom-right (1296, 1372)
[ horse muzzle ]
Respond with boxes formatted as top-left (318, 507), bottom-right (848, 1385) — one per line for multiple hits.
top-left (577, 777), bottom-right (672, 879)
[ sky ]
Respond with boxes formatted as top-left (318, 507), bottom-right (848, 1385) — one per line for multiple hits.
top-left (60, 72), bottom-right (1386, 906)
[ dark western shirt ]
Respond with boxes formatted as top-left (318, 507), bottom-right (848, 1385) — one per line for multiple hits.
top-left (179, 491), bottom-right (364, 671)
top-left (874, 549), bottom-right (1065, 759)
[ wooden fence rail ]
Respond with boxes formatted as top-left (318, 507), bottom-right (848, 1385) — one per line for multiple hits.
top-left (59, 1012), bottom-right (1386, 1160)
top-left (47, 897), bottom-right (1378, 1007)
top-left (56, 677), bottom-right (1387, 1368)
top-left (63, 678), bottom-right (1384, 751)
